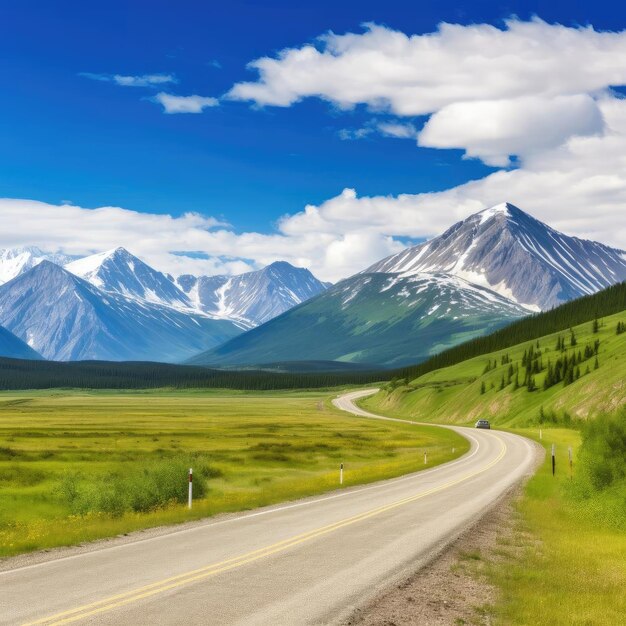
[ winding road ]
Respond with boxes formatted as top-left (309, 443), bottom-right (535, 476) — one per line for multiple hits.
top-left (1, 389), bottom-right (539, 625)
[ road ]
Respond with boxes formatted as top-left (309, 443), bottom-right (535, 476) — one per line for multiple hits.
top-left (1, 389), bottom-right (539, 626)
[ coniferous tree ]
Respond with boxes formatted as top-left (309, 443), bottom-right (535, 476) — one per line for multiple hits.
top-left (480, 381), bottom-right (486, 395)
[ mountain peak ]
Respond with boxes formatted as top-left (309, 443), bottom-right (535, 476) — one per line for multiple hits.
top-left (66, 248), bottom-right (192, 309)
top-left (365, 203), bottom-right (626, 310)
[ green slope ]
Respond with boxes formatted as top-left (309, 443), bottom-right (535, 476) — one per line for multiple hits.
top-left (189, 272), bottom-right (527, 368)
top-left (362, 309), bottom-right (626, 427)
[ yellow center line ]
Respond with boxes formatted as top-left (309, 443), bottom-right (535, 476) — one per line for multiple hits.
top-left (23, 436), bottom-right (507, 626)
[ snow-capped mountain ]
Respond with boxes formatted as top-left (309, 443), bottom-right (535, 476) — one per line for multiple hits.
top-left (66, 247), bottom-right (193, 310)
top-left (176, 261), bottom-right (329, 327)
top-left (0, 246), bottom-right (77, 284)
top-left (366, 203), bottom-right (626, 311)
top-left (0, 262), bottom-right (241, 362)
top-left (188, 271), bottom-right (528, 368)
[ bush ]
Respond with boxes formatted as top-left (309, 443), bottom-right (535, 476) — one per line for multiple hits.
top-left (58, 456), bottom-right (222, 517)
top-left (577, 411), bottom-right (626, 491)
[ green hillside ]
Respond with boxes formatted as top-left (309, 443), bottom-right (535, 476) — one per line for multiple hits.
top-left (189, 272), bottom-right (527, 369)
top-left (363, 309), bottom-right (626, 427)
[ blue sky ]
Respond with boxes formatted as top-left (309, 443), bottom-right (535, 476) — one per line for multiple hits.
top-left (0, 1), bottom-right (625, 280)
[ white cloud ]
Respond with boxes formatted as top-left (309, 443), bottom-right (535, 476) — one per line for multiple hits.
top-left (377, 122), bottom-right (418, 139)
top-left (419, 95), bottom-right (604, 166)
top-left (81, 72), bottom-right (176, 87)
top-left (228, 19), bottom-right (626, 166)
top-left (338, 127), bottom-right (373, 140)
top-left (229, 19), bottom-right (626, 113)
top-left (154, 93), bottom-right (219, 114)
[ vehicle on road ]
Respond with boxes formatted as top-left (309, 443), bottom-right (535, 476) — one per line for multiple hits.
top-left (475, 419), bottom-right (491, 429)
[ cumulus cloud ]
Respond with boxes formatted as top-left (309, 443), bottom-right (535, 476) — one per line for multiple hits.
top-left (229, 19), bottom-right (626, 113)
top-left (153, 93), bottom-right (219, 113)
top-left (228, 19), bottom-right (626, 166)
top-left (81, 72), bottom-right (176, 87)
top-left (419, 95), bottom-right (604, 166)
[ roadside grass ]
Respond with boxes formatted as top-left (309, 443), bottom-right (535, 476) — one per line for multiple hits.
top-left (486, 426), bottom-right (626, 625)
top-left (0, 388), bottom-right (467, 557)
top-left (356, 307), bottom-right (625, 626)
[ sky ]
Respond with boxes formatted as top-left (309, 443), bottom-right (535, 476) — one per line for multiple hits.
top-left (1, 0), bottom-right (626, 281)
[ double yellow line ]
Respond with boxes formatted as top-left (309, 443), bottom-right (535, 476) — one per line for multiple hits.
top-left (24, 436), bottom-right (506, 625)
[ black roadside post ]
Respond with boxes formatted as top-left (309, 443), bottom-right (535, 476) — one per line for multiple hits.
top-left (551, 443), bottom-right (556, 477)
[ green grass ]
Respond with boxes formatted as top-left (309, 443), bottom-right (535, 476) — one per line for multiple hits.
top-left (488, 427), bottom-right (626, 625)
top-left (0, 388), bottom-right (467, 557)
top-left (361, 310), bottom-right (626, 427)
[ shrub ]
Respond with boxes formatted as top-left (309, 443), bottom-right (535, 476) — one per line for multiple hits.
top-left (577, 411), bottom-right (626, 491)
top-left (58, 456), bottom-right (222, 517)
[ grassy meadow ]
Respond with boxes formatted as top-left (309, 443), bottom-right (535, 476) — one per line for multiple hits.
top-left (0, 388), bottom-right (467, 557)
top-left (487, 424), bottom-right (626, 625)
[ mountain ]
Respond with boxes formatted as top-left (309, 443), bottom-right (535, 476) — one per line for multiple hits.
top-left (66, 247), bottom-right (192, 310)
top-left (176, 261), bottom-right (329, 326)
top-left (188, 272), bottom-right (528, 369)
top-left (0, 262), bottom-right (241, 362)
top-left (0, 246), bottom-right (76, 284)
top-left (0, 325), bottom-right (43, 360)
top-left (366, 203), bottom-right (626, 310)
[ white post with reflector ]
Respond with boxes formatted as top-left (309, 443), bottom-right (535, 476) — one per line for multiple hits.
top-left (188, 468), bottom-right (193, 509)
top-left (340, 463), bottom-right (344, 485)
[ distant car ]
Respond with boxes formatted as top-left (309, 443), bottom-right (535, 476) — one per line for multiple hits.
top-left (475, 419), bottom-right (491, 429)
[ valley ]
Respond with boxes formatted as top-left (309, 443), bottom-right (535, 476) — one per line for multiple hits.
top-left (0, 389), bottom-right (466, 557)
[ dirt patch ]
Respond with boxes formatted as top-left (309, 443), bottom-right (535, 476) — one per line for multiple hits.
top-left (343, 484), bottom-right (532, 626)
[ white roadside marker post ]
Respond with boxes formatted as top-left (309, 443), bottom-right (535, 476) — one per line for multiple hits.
top-left (188, 468), bottom-right (193, 509)
top-left (424, 452), bottom-right (427, 465)
top-left (340, 463), bottom-right (344, 485)
top-left (539, 428), bottom-right (542, 440)
top-left (568, 446), bottom-right (573, 480)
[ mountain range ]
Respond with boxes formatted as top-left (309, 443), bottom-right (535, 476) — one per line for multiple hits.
top-left (0, 247), bottom-right (329, 362)
top-left (189, 203), bottom-right (626, 368)
top-left (175, 261), bottom-right (329, 327)
top-left (0, 203), bottom-right (623, 367)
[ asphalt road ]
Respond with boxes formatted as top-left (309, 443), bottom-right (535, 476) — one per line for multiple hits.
top-left (1, 389), bottom-right (539, 626)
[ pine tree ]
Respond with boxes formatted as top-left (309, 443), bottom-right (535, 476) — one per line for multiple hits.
top-left (480, 381), bottom-right (486, 395)
top-left (594, 356), bottom-right (599, 370)
top-left (592, 318), bottom-right (599, 333)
